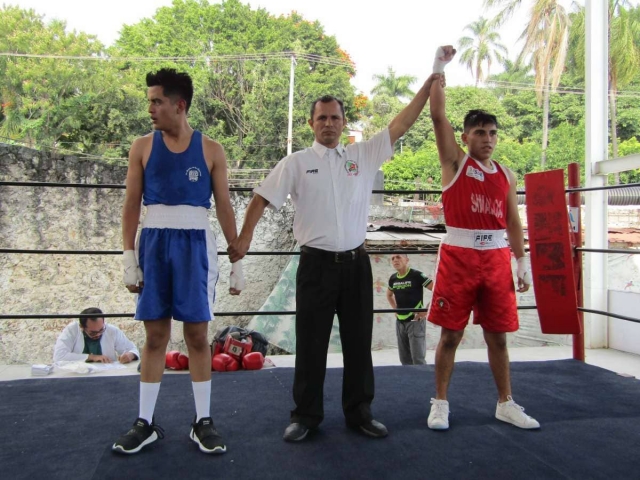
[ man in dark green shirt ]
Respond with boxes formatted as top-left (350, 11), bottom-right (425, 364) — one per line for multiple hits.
top-left (386, 254), bottom-right (433, 365)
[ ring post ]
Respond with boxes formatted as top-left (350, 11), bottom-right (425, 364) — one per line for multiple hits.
top-left (568, 162), bottom-right (585, 361)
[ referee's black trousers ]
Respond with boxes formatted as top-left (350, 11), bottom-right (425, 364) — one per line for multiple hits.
top-left (291, 247), bottom-right (375, 428)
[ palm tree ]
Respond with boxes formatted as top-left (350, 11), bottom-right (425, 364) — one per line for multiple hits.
top-left (571, 1), bottom-right (639, 184)
top-left (485, 0), bottom-right (571, 170)
top-left (488, 59), bottom-right (533, 95)
top-left (458, 17), bottom-right (508, 86)
top-left (370, 67), bottom-right (417, 101)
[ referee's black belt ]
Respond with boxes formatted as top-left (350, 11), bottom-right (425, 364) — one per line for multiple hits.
top-left (300, 244), bottom-right (366, 263)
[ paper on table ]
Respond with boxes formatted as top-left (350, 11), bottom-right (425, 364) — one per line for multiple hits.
top-left (54, 361), bottom-right (127, 374)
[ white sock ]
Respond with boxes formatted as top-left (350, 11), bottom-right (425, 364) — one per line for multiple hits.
top-left (192, 380), bottom-right (212, 422)
top-left (139, 382), bottom-right (161, 423)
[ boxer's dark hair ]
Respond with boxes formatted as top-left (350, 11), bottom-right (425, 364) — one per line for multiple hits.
top-left (79, 307), bottom-right (103, 327)
top-left (146, 68), bottom-right (194, 113)
top-left (463, 109), bottom-right (499, 133)
top-left (310, 95), bottom-right (345, 120)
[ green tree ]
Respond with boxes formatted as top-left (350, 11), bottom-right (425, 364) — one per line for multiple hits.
top-left (381, 144), bottom-right (441, 194)
top-left (0, 6), bottom-right (112, 148)
top-left (617, 137), bottom-right (640, 184)
top-left (370, 67), bottom-right (417, 101)
top-left (545, 120), bottom-right (585, 172)
top-left (493, 138), bottom-right (542, 182)
top-left (113, 0), bottom-right (357, 169)
top-left (615, 89), bottom-right (640, 142)
top-left (488, 59), bottom-right (533, 95)
top-left (0, 6), bottom-right (153, 159)
top-left (361, 93), bottom-right (404, 151)
top-left (485, 0), bottom-right (571, 170)
top-left (570, 1), bottom-right (640, 183)
top-left (458, 17), bottom-right (508, 86)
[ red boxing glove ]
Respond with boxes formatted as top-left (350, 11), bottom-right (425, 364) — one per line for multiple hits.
top-left (212, 342), bottom-right (223, 357)
top-left (242, 352), bottom-right (265, 370)
top-left (165, 351), bottom-right (181, 370)
top-left (177, 353), bottom-right (189, 370)
top-left (223, 335), bottom-right (253, 361)
top-left (212, 353), bottom-right (240, 372)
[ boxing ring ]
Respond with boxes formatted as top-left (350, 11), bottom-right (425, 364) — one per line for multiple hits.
top-left (1, 1), bottom-right (640, 476)
top-left (1, 163), bottom-right (640, 480)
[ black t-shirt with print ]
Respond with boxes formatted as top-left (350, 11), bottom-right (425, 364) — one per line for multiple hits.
top-left (388, 268), bottom-right (433, 321)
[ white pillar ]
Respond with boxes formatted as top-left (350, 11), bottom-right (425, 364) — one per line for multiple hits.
top-left (287, 55), bottom-right (297, 156)
top-left (584, 0), bottom-right (609, 348)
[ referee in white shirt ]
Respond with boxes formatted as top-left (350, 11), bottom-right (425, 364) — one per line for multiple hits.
top-left (228, 69), bottom-right (444, 442)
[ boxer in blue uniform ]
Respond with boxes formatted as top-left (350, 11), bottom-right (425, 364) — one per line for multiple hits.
top-left (112, 69), bottom-right (244, 455)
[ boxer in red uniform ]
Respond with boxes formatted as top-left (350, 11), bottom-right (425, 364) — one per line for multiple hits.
top-left (426, 46), bottom-right (539, 431)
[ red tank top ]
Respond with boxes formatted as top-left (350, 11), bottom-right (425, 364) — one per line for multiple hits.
top-left (442, 155), bottom-right (510, 230)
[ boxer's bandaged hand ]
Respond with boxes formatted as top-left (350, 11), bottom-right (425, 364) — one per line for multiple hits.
top-left (122, 250), bottom-right (142, 286)
top-left (230, 260), bottom-right (246, 291)
top-left (433, 46), bottom-right (453, 74)
top-left (516, 256), bottom-right (532, 285)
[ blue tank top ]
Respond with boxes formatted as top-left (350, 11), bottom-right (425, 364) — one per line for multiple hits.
top-left (143, 130), bottom-right (212, 208)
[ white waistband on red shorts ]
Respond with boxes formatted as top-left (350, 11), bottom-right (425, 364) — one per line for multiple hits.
top-left (142, 204), bottom-right (210, 230)
top-left (442, 226), bottom-right (508, 250)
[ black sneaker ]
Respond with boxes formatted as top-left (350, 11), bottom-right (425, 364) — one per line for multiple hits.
top-left (112, 417), bottom-right (165, 454)
top-left (190, 417), bottom-right (227, 454)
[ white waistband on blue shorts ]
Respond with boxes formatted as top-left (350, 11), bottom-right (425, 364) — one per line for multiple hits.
top-left (142, 204), bottom-right (210, 230)
top-left (442, 226), bottom-right (508, 250)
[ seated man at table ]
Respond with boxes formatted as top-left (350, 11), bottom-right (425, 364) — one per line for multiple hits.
top-left (53, 307), bottom-right (140, 363)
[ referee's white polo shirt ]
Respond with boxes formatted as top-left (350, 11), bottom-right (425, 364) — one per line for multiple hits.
top-left (254, 128), bottom-right (393, 252)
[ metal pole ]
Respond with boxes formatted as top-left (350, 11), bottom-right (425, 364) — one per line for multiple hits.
top-left (568, 163), bottom-right (585, 361)
top-left (584, 0), bottom-right (609, 348)
top-left (287, 55), bottom-right (297, 156)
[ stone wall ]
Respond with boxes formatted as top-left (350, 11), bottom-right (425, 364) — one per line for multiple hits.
top-left (0, 144), bottom-right (295, 364)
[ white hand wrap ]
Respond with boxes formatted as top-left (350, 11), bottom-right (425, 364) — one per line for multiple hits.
top-left (516, 257), bottom-right (532, 285)
top-left (433, 46), bottom-right (452, 74)
top-left (230, 260), bottom-right (246, 291)
top-left (122, 250), bottom-right (143, 286)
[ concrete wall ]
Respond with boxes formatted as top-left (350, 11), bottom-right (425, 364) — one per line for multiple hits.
top-left (0, 144), bottom-right (295, 364)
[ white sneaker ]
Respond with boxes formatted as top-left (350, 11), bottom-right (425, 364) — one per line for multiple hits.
top-left (428, 398), bottom-right (450, 430)
top-left (495, 396), bottom-right (540, 429)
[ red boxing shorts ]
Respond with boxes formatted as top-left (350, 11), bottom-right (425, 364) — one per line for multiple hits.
top-left (427, 243), bottom-right (518, 333)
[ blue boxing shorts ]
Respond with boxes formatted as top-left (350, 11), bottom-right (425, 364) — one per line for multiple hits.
top-left (134, 204), bottom-right (219, 322)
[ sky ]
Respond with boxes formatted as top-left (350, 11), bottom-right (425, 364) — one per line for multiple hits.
top-left (8, 0), bottom-right (582, 96)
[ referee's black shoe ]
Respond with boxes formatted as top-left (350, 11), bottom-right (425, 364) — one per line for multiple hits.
top-left (348, 419), bottom-right (388, 438)
top-left (283, 422), bottom-right (310, 442)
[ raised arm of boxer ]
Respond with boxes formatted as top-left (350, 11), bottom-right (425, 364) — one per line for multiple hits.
top-left (385, 45), bottom-right (455, 145)
top-left (429, 46), bottom-right (464, 186)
